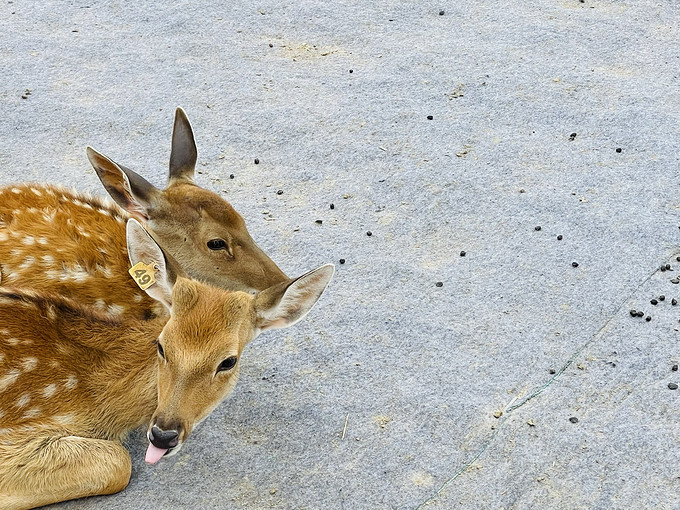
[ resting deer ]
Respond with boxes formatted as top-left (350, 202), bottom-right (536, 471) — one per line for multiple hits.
top-left (0, 219), bottom-right (334, 510)
top-left (0, 108), bottom-right (287, 320)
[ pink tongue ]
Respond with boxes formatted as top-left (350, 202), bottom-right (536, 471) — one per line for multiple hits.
top-left (145, 443), bottom-right (168, 464)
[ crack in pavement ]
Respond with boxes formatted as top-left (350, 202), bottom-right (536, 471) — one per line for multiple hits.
top-left (414, 253), bottom-right (674, 510)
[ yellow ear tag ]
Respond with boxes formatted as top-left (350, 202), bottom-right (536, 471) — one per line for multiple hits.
top-left (129, 261), bottom-right (157, 290)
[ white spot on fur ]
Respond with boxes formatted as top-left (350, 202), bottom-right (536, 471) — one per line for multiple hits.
top-left (11, 188), bottom-right (21, 194)
top-left (30, 187), bottom-right (42, 196)
top-left (133, 294), bottom-right (144, 303)
top-left (37, 237), bottom-right (48, 245)
top-left (9, 249), bottom-right (22, 257)
top-left (41, 255), bottom-right (55, 265)
top-left (42, 383), bottom-right (57, 399)
top-left (64, 374), bottom-right (78, 390)
top-left (94, 299), bottom-right (107, 310)
top-left (0, 428), bottom-right (12, 435)
top-left (0, 369), bottom-right (20, 392)
top-left (22, 235), bottom-right (35, 246)
top-left (16, 393), bottom-right (31, 408)
top-left (22, 408), bottom-right (41, 420)
top-left (0, 232), bottom-right (7, 242)
top-left (21, 357), bottom-right (38, 371)
top-left (4, 337), bottom-right (19, 346)
top-left (107, 304), bottom-right (125, 315)
top-left (19, 256), bottom-right (35, 270)
top-left (0, 328), bottom-right (9, 336)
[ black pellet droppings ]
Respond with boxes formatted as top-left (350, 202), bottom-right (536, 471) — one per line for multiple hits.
top-left (673, 299), bottom-right (678, 306)
top-left (651, 299), bottom-right (658, 305)
top-left (646, 316), bottom-right (652, 322)
top-left (569, 417), bottom-right (579, 423)
top-left (535, 226), bottom-right (542, 231)
top-left (276, 190), bottom-right (283, 195)
top-left (435, 282), bottom-right (443, 287)
top-left (669, 383), bottom-right (678, 390)
top-left (269, 43), bottom-right (273, 48)
top-left (427, 115), bottom-right (433, 120)
top-left (349, 69), bottom-right (353, 73)
top-left (672, 364), bottom-right (678, 372)
top-left (673, 279), bottom-right (680, 285)
top-left (315, 220), bottom-right (323, 225)
top-left (636, 311), bottom-right (644, 317)
top-left (229, 174), bottom-right (235, 179)
top-left (572, 262), bottom-right (579, 267)
top-left (667, 264), bottom-right (672, 270)
top-left (659, 295), bottom-right (666, 301)
top-left (661, 266), bottom-right (667, 272)
top-left (366, 231), bottom-right (373, 236)
top-left (460, 251), bottom-right (466, 257)
top-left (557, 235), bottom-right (563, 240)
top-left (615, 148), bottom-right (622, 153)
top-left (549, 368), bottom-right (556, 374)
top-left (330, 203), bottom-right (335, 210)
top-left (629, 309), bottom-right (637, 316)
top-left (339, 259), bottom-right (345, 264)
top-left (676, 256), bottom-right (680, 262)
top-left (439, 10), bottom-right (445, 15)
top-left (254, 158), bottom-right (260, 164)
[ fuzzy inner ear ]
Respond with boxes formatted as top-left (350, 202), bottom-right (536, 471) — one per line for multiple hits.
top-left (168, 107), bottom-right (197, 183)
top-left (126, 219), bottom-right (174, 310)
top-left (254, 264), bottom-right (334, 331)
top-left (87, 146), bottom-right (159, 221)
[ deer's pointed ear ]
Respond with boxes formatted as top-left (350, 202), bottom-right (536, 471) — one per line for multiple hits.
top-left (254, 264), bottom-right (334, 332)
top-left (126, 219), bottom-right (174, 311)
top-left (168, 107), bottom-right (197, 184)
top-left (87, 146), bottom-right (160, 222)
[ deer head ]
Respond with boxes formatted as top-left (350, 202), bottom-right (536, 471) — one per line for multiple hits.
top-left (86, 108), bottom-right (287, 293)
top-left (125, 220), bottom-right (334, 463)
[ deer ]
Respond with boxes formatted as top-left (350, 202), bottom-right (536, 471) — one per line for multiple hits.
top-left (0, 108), bottom-right (288, 321)
top-left (0, 219), bottom-right (334, 510)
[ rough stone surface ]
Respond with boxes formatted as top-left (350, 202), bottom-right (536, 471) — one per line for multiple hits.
top-left (1, 1), bottom-right (679, 509)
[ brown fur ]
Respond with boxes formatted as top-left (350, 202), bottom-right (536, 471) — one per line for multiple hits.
top-left (0, 180), bottom-right (286, 320)
top-left (0, 280), bottom-right (255, 510)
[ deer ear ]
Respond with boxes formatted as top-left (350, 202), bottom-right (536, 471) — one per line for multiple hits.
top-left (87, 146), bottom-right (160, 221)
top-left (254, 264), bottom-right (334, 332)
top-left (168, 107), bottom-right (197, 183)
top-left (126, 219), bottom-right (174, 311)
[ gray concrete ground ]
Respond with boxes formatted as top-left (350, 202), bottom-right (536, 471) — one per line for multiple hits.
top-left (1, 1), bottom-right (679, 509)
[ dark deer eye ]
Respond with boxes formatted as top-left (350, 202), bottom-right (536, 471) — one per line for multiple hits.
top-left (207, 239), bottom-right (227, 250)
top-left (157, 341), bottom-right (165, 360)
top-left (217, 356), bottom-right (238, 373)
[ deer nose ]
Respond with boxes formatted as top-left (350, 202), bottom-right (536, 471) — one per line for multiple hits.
top-left (149, 425), bottom-right (180, 449)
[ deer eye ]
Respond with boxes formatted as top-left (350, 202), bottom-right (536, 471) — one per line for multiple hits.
top-left (217, 356), bottom-right (238, 373)
top-left (157, 341), bottom-right (165, 360)
top-left (207, 239), bottom-right (227, 250)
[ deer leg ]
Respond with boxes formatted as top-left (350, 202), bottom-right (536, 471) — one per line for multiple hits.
top-left (0, 433), bottom-right (132, 510)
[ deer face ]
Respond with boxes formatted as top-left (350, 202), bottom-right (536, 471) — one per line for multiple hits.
top-left (146, 183), bottom-right (288, 293)
top-left (145, 281), bottom-right (255, 460)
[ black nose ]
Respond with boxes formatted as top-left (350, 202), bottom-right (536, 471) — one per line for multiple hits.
top-left (149, 425), bottom-right (179, 449)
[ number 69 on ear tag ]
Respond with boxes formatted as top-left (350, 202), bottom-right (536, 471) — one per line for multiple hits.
top-left (129, 261), bottom-right (157, 290)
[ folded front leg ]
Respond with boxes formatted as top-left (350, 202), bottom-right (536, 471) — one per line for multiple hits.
top-left (0, 432), bottom-right (131, 510)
